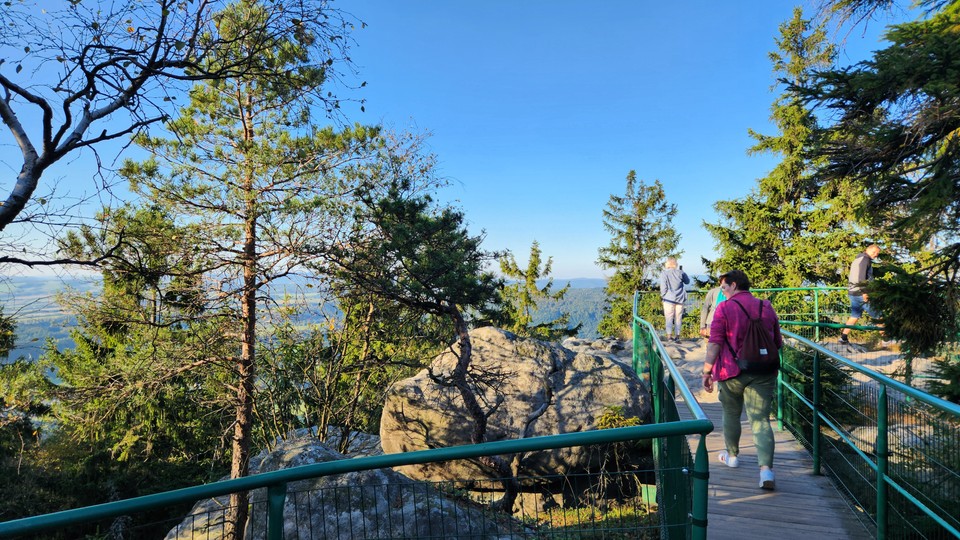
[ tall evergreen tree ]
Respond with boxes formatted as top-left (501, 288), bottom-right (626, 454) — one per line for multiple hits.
top-left (706, 8), bottom-right (870, 289)
top-left (497, 241), bottom-right (579, 340)
top-left (802, 0), bottom-right (960, 354)
top-left (597, 171), bottom-right (680, 337)
top-left (115, 2), bottom-right (379, 535)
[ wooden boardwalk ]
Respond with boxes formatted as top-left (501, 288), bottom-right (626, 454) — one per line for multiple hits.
top-left (669, 341), bottom-right (873, 539)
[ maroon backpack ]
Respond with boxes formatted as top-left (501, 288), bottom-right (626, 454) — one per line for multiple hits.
top-left (725, 298), bottom-right (779, 374)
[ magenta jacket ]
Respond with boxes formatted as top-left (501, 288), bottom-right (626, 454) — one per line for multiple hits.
top-left (707, 291), bottom-right (783, 381)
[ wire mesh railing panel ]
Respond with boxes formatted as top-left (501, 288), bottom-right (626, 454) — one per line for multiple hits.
top-left (125, 456), bottom-right (665, 539)
top-left (779, 332), bottom-right (960, 539)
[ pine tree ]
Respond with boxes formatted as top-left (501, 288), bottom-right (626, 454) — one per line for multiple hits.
top-left (498, 241), bottom-right (579, 340)
top-left (329, 178), bottom-right (516, 510)
top-left (115, 2), bottom-right (379, 535)
top-left (597, 171), bottom-right (680, 337)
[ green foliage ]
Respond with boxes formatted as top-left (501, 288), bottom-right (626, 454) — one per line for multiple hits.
top-left (0, 305), bottom-right (14, 359)
top-left (707, 8), bottom-right (869, 288)
top-left (598, 172), bottom-right (680, 337)
top-left (333, 179), bottom-right (502, 323)
top-left (0, 244), bottom-right (231, 531)
top-left (869, 267), bottom-right (958, 358)
top-left (497, 241), bottom-right (580, 340)
top-left (255, 294), bottom-right (445, 452)
top-left (927, 355), bottom-right (960, 404)
top-left (596, 406), bottom-right (642, 430)
top-left (802, 1), bottom-right (960, 351)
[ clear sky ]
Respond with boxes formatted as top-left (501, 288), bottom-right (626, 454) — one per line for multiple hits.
top-left (0, 0), bottom-right (909, 281)
top-left (337, 0), bottom-right (907, 280)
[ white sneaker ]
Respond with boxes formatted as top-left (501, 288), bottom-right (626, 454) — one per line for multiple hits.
top-left (718, 450), bottom-right (739, 468)
top-left (760, 469), bottom-right (775, 490)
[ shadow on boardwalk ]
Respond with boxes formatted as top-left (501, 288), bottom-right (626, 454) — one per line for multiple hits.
top-left (666, 339), bottom-right (873, 539)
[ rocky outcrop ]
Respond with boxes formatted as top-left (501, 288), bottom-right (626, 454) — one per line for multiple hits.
top-left (379, 327), bottom-right (651, 483)
top-left (165, 435), bottom-right (527, 540)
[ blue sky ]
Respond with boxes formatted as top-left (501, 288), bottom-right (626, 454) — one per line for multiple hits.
top-left (0, 1), bottom-right (909, 281)
top-left (338, 1), bottom-right (907, 279)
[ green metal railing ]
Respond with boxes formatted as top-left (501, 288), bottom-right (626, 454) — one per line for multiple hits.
top-left (631, 291), bottom-right (714, 540)
top-left (778, 328), bottom-right (960, 539)
top-left (638, 286), bottom-right (856, 342)
top-left (0, 298), bottom-right (713, 539)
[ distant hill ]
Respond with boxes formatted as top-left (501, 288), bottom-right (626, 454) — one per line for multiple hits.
top-left (0, 275), bottom-right (610, 360)
top-left (0, 276), bottom-right (98, 361)
top-left (533, 287), bottom-right (606, 340)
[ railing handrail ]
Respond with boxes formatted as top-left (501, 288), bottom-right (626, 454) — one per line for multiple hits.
top-left (781, 329), bottom-right (960, 415)
top-left (631, 310), bottom-right (709, 422)
top-left (780, 320), bottom-right (883, 330)
top-left (636, 286), bottom-right (849, 293)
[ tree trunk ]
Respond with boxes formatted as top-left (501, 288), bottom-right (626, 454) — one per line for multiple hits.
top-left (447, 307), bottom-right (519, 513)
top-left (225, 178), bottom-right (258, 540)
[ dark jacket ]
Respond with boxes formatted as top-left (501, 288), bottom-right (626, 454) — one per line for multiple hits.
top-left (848, 251), bottom-right (874, 295)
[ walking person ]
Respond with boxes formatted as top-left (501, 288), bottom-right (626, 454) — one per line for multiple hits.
top-left (840, 243), bottom-right (881, 345)
top-left (698, 284), bottom-right (725, 339)
top-left (659, 257), bottom-right (689, 343)
top-left (702, 270), bottom-right (783, 490)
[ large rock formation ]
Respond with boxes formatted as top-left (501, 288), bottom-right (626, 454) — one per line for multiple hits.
top-left (165, 434), bottom-right (526, 540)
top-left (380, 327), bottom-right (651, 483)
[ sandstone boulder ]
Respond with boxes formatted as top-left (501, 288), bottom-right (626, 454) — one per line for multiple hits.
top-left (165, 435), bottom-right (526, 540)
top-left (380, 327), bottom-right (651, 483)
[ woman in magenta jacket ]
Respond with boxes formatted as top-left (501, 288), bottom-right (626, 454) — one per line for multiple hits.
top-left (701, 270), bottom-right (783, 490)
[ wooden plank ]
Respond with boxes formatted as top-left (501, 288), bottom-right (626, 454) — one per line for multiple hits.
top-left (667, 343), bottom-right (874, 538)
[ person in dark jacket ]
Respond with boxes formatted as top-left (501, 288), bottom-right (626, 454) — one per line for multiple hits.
top-left (659, 257), bottom-right (689, 343)
top-left (840, 244), bottom-right (881, 344)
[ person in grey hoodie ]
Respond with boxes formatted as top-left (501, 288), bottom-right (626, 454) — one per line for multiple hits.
top-left (659, 257), bottom-right (689, 343)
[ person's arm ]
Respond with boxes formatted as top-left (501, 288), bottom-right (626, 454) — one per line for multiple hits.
top-left (660, 273), bottom-right (667, 297)
top-left (703, 341), bottom-right (721, 392)
top-left (704, 303), bottom-right (728, 392)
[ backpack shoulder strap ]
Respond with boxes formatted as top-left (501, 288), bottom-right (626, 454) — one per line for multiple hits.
top-left (723, 298), bottom-right (752, 357)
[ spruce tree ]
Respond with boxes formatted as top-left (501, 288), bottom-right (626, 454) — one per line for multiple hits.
top-left (802, 0), bottom-right (960, 355)
top-left (597, 171), bottom-right (680, 337)
top-left (706, 8), bottom-right (871, 289)
top-left (498, 241), bottom-right (579, 340)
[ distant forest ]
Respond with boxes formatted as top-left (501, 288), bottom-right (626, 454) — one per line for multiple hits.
top-left (0, 277), bottom-right (608, 361)
top-left (534, 287), bottom-right (606, 340)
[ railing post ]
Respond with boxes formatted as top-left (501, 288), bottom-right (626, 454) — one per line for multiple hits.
top-left (812, 350), bottom-right (822, 475)
top-left (691, 436), bottom-right (709, 540)
top-left (633, 292), bottom-right (651, 385)
top-left (813, 289), bottom-right (821, 342)
top-left (776, 359), bottom-right (783, 432)
top-left (876, 386), bottom-right (888, 540)
top-left (267, 483), bottom-right (287, 540)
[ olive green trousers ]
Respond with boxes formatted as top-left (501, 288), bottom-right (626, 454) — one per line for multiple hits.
top-left (717, 371), bottom-right (777, 468)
